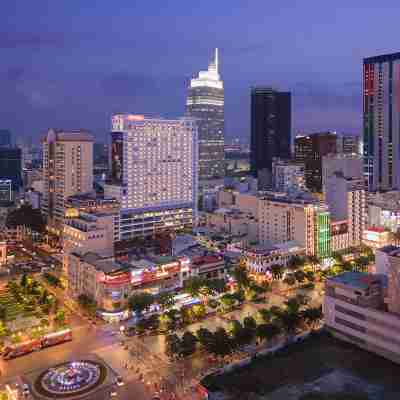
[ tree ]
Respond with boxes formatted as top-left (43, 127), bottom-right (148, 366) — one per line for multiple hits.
top-left (157, 292), bottom-right (175, 311)
top-left (20, 273), bottom-right (28, 288)
top-left (181, 331), bottom-right (198, 356)
top-left (294, 270), bottom-right (306, 284)
top-left (256, 323), bottom-right (281, 343)
top-left (192, 303), bottom-right (206, 320)
top-left (165, 333), bottom-right (182, 359)
top-left (302, 306), bottom-right (323, 330)
top-left (0, 306), bottom-right (6, 321)
top-left (220, 294), bottom-right (236, 311)
top-left (283, 273), bottom-right (296, 287)
top-left (6, 204), bottom-right (46, 233)
top-left (305, 270), bottom-right (315, 282)
top-left (128, 292), bottom-right (154, 315)
top-left (257, 308), bottom-right (273, 324)
top-left (183, 277), bottom-right (206, 297)
top-left (54, 309), bottom-right (66, 326)
top-left (287, 255), bottom-right (305, 271)
top-left (196, 327), bottom-right (214, 351)
top-left (206, 278), bottom-right (227, 294)
top-left (231, 266), bottom-right (251, 289)
top-left (270, 264), bottom-right (284, 280)
top-left (243, 316), bottom-right (257, 332)
top-left (210, 328), bottom-right (232, 356)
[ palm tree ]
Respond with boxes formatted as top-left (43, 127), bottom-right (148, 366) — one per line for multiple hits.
top-left (270, 264), bottom-right (283, 280)
top-left (302, 306), bottom-right (323, 330)
top-left (287, 255), bottom-right (305, 271)
top-left (256, 323), bottom-right (281, 344)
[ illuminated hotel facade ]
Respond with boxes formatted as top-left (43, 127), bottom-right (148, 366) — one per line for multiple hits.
top-left (104, 114), bottom-right (198, 240)
top-left (364, 52), bottom-right (400, 191)
top-left (186, 48), bottom-right (225, 180)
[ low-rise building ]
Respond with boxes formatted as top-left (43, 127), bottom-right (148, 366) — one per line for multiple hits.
top-left (323, 270), bottom-right (400, 364)
top-left (67, 252), bottom-right (132, 322)
top-left (368, 191), bottom-right (400, 233)
top-left (363, 227), bottom-right (391, 249)
top-left (227, 240), bottom-right (305, 276)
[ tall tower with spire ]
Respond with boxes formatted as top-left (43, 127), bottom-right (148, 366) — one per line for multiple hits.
top-left (186, 48), bottom-right (225, 180)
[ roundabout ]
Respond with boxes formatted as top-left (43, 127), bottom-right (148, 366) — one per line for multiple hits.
top-left (34, 360), bottom-right (108, 398)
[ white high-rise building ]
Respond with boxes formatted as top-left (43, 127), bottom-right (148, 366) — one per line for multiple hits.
top-left (42, 129), bottom-right (94, 232)
top-left (105, 114), bottom-right (198, 240)
top-left (325, 172), bottom-right (366, 248)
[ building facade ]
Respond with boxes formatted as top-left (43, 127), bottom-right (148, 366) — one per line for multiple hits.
top-left (186, 49), bottom-right (224, 180)
top-left (325, 173), bottom-right (366, 248)
top-left (258, 193), bottom-right (330, 258)
top-left (272, 158), bottom-right (306, 193)
top-left (104, 115), bottom-right (198, 241)
top-left (363, 52), bottom-right (400, 191)
top-left (324, 271), bottom-right (400, 364)
top-left (0, 148), bottom-right (22, 191)
top-left (322, 153), bottom-right (363, 193)
top-left (42, 129), bottom-right (94, 232)
top-left (295, 132), bottom-right (337, 192)
top-left (250, 88), bottom-right (291, 182)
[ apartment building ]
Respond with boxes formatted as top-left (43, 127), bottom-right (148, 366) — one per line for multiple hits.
top-left (325, 173), bottom-right (366, 248)
top-left (258, 193), bottom-right (330, 258)
top-left (42, 129), bottom-right (94, 232)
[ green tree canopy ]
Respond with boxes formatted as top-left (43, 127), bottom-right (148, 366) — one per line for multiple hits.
top-left (128, 292), bottom-right (154, 315)
top-left (6, 204), bottom-right (46, 233)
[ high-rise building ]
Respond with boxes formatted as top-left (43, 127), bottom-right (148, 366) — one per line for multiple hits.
top-left (0, 180), bottom-right (12, 204)
top-left (186, 48), bottom-right (224, 180)
top-left (0, 130), bottom-right (12, 148)
top-left (322, 153), bottom-right (363, 193)
top-left (364, 52), bottom-right (400, 191)
top-left (325, 172), bottom-right (366, 248)
top-left (42, 129), bottom-right (94, 232)
top-left (104, 114), bottom-right (198, 240)
top-left (271, 158), bottom-right (306, 193)
top-left (295, 132), bottom-right (337, 192)
top-left (336, 134), bottom-right (360, 155)
top-left (0, 148), bottom-right (22, 191)
top-left (250, 88), bottom-right (291, 181)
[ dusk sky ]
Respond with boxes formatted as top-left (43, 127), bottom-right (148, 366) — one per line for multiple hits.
top-left (2, 1), bottom-right (400, 144)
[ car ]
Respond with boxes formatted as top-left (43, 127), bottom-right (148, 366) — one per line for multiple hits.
top-left (116, 376), bottom-right (124, 386)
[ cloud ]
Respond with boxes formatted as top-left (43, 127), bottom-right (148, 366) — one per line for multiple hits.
top-left (0, 31), bottom-right (66, 49)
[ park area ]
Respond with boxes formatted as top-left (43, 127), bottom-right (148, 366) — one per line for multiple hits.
top-left (202, 332), bottom-right (400, 400)
top-left (0, 274), bottom-right (67, 347)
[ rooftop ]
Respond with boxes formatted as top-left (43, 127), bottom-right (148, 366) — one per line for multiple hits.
top-left (377, 245), bottom-right (400, 257)
top-left (76, 252), bottom-right (128, 274)
top-left (328, 272), bottom-right (381, 290)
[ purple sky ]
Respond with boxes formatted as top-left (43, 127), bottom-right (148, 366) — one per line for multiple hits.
top-left (1, 1), bottom-right (400, 143)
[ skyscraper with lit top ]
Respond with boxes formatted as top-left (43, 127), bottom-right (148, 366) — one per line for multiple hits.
top-left (186, 48), bottom-right (224, 180)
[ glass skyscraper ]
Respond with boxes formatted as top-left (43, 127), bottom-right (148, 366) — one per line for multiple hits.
top-left (186, 49), bottom-right (224, 180)
top-left (250, 88), bottom-right (291, 179)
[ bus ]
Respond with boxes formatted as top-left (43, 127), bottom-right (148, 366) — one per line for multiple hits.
top-left (41, 329), bottom-right (72, 348)
top-left (2, 339), bottom-right (41, 360)
top-left (2, 329), bottom-right (72, 360)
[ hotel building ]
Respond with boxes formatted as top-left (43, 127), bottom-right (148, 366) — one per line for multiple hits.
top-left (186, 48), bottom-right (225, 180)
top-left (42, 129), bottom-right (94, 232)
top-left (258, 193), bottom-right (331, 258)
top-left (104, 114), bottom-right (198, 240)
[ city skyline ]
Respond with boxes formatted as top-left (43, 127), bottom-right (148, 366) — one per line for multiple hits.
top-left (2, 2), bottom-right (400, 142)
